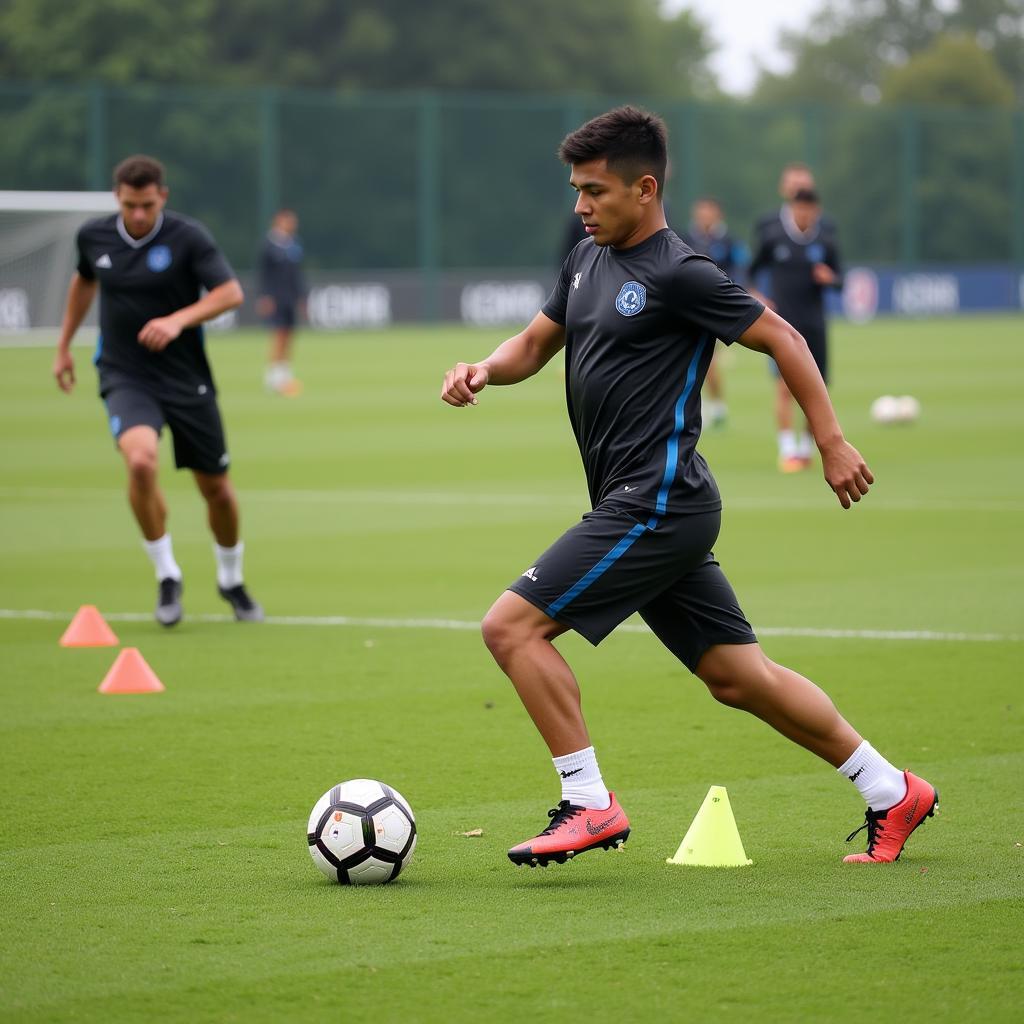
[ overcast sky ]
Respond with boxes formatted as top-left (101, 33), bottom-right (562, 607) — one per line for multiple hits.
top-left (668, 0), bottom-right (827, 95)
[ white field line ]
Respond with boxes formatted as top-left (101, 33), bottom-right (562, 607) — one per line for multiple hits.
top-left (0, 608), bottom-right (1018, 643)
top-left (1, 485), bottom-right (1022, 514)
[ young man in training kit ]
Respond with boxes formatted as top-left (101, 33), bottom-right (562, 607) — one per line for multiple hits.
top-left (440, 107), bottom-right (936, 868)
top-left (53, 155), bottom-right (263, 627)
top-left (257, 207), bottom-right (306, 397)
top-left (750, 166), bottom-right (842, 472)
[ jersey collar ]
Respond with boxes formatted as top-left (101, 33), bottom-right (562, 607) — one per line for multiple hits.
top-left (780, 204), bottom-right (820, 245)
top-left (116, 212), bottom-right (165, 249)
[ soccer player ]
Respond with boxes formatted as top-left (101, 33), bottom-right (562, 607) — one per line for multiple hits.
top-left (257, 208), bottom-right (306, 397)
top-left (680, 196), bottom-right (747, 429)
top-left (52, 154), bottom-right (263, 627)
top-left (440, 107), bottom-right (935, 867)
top-left (750, 170), bottom-right (842, 472)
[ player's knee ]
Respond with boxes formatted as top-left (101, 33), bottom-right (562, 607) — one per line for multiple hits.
top-left (197, 474), bottom-right (234, 507)
top-left (480, 609), bottom-right (516, 664)
top-left (124, 448), bottom-right (158, 486)
top-left (696, 650), bottom-right (771, 710)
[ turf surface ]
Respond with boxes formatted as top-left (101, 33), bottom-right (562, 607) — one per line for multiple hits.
top-left (1, 317), bottom-right (1021, 1022)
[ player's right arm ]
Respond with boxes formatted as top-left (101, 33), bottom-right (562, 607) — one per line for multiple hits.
top-left (53, 272), bottom-right (98, 394)
top-left (440, 311), bottom-right (565, 407)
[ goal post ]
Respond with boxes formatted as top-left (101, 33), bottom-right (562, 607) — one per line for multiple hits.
top-left (0, 191), bottom-right (117, 334)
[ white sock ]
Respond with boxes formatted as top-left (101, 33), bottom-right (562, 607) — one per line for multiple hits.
top-left (214, 541), bottom-right (245, 589)
top-left (143, 534), bottom-right (182, 582)
top-left (837, 740), bottom-right (907, 811)
top-left (265, 362), bottom-right (292, 389)
top-left (796, 431), bottom-right (813, 459)
top-left (778, 430), bottom-right (797, 459)
top-left (552, 746), bottom-right (610, 810)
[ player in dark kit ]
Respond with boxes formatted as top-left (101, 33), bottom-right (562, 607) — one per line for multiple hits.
top-left (441, 107), bottom-right (936, 867)
top-left (53, 155), bottom-right (263, 627)
top-left (257, 208), bottom-right (306, 397)
top-left (750, 167), bottom-right (842, 471)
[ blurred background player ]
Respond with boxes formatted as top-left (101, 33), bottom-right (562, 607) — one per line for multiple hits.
top-left (681, 196), bottom-right (747, 428)
top-left (52, 154), bottom-right (264, 626)
top-left (257, 208), bottom-right (306, 397)
top-left (749, 183), bottom-right (842, 472)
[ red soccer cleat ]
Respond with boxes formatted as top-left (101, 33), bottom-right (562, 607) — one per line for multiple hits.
top-left (843, 771), bottom-right (938, 863)
top-left (508, 793), bottom-right (631, 867)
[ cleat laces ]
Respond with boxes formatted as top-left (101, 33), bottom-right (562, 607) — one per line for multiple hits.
top-left (845, 807), bottom-right (885, 856)
top-left (540, 800), bottom-right (583, 835)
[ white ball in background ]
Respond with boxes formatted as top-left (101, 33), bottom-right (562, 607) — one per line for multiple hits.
top-left (894, 395), bottom-right (921, 423)
top-left (870, 395), bottom-right (899, 423)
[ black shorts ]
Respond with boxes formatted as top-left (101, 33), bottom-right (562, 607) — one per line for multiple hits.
top-left (507, 502), bottom-right (757, 673)
top-left (266, 303), bottom-right (297, 328)
top-left (102, 385), bottom-right (230, 476)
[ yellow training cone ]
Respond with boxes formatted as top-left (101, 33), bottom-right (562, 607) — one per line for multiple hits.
top-left (666, 785), bottom-right (753, 868)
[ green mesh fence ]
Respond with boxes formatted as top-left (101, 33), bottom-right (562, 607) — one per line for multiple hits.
top-left (2, 82), bottom-right (1022, 273)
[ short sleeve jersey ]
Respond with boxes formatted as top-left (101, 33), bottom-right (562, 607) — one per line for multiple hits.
top-left (542, 228), bottom-right (763, 515)
top-left (75, 211), bottom-right (235, 399)
top-left (258, 232), bottom-right (306, 305)
top-left (748, 209), bottom-right (842, 333)
top-left (679, 226), bottom-right (746, 283)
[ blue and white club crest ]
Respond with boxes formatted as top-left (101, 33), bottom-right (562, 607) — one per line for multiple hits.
top-left (615, 280), bottom-right (647, 317)
top-left (146, 245), bottom-right (172, 272)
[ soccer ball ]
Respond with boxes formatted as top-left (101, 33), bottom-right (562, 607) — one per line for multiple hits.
top-left (307, 779), bottom-right (417, 885)
top-left (870, 395), bottom-right (900, 424)
top-left (870, 394), bottom-right (920, 425)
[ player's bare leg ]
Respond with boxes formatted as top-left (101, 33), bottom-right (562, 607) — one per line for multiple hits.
top-left (482, 591), bottom-right (585, 754)
top-left (193, 471), bottom-right (263, 622)
top-left (702, 346), bottom-right (727, 428)
top-left (482, 591), bottom-right (630, 866)
top-left (118, 425), bottom-right (167, 541)
top-left (696, 642), bottom-right (937, 861)
top-left (119, 425), bottom-right (183, 625)
top-left (267, 327), bottom-right (301, 396)
top-left (775, 378), bottom-right (806, 472)
top-left (696, 641), bottom-right (860, 766)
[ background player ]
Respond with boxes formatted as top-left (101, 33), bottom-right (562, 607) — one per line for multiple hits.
top-left (749, 186), bottom-right (842, 472)
top-left (257, 208), bottom-right (306, 397)
top-left (441, 106), bottom-right (935, 869)
top-left (680, 196), bottom-right (747, 428)
top-left (52, 154), bottom-right (263, 626)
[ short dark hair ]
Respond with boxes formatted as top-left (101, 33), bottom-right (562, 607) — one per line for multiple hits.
top-left (792, 187), bottom-right (820, 204)
top-left (113, 155), bottom-right (165, 190)
top-left (558, 106), bottom-right (668, 194)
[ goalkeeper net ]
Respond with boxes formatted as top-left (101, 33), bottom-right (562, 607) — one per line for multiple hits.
top-left (0, 191), bottom-right (116, 334)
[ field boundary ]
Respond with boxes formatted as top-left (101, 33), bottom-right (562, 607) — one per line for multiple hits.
top-left (1, 608), bottom-right (1018, 643)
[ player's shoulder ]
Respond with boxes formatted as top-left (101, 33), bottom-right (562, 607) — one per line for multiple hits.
top-left (162, 209), bottom-right (218, 244)
top-left (77, 213), bottom-right (118, 241)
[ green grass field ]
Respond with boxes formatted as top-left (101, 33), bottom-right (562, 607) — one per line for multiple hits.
top-left (1, 316), bottom-right (1021, 1022)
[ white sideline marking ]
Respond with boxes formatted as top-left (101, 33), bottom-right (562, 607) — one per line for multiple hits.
top-left (0, 608), bottom-right (1017, 643)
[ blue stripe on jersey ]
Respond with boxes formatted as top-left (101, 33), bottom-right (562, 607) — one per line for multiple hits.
top-left (655, 334), bottom-right (709, 515)
top-left (545, 520), bottom-right (650, 619)
top-left (92, 333), bottom-right (103, 364)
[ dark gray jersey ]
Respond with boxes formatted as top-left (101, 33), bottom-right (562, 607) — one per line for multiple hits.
top-left (76, 211), bottom-right (235, 399)
top-left (542, 228), bottom-right (763, 514)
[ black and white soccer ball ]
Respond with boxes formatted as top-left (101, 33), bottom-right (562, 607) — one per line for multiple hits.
top-left (307, 779), bottom-right (417, 885)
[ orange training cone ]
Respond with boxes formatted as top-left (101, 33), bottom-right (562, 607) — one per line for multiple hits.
top-left (60, 605), bottom-right (119, 647)
top-left (98, 648), bottom-right (165, 694)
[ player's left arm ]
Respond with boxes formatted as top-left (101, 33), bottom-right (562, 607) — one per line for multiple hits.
top-left (737, 308), bottom-right (873, 509)
top-left (813, 229), bottom-right (843, 289)
top-left (138, 225), bottom-right (244, 351)
top-left (137, 279), bottom-right (244, 351)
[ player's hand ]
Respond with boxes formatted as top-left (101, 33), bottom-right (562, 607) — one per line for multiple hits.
top-left (820, 438), bottom-right (874, 509)
top-left (813, 263), bottom-right (837, 286)
top-left (138, 315), bottom-right (184, 351)
top-left (441, 362), bottom-right (489, 407)
top-left (53, 350), bottom-right (75, 393)
top-left (256, 296), bottom-right (275, 318)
